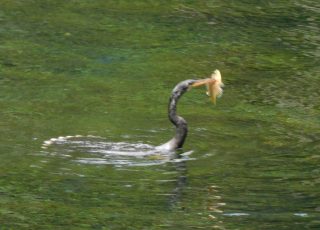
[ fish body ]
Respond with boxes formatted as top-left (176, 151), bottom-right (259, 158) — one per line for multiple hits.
top-left (191, 69), bottom-right (224, 104)
top-left (206, 70), bottom-right (224, 104)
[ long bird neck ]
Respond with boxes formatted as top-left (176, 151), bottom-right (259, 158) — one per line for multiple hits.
top-left (167, 88), bottom-right (188, 149)
top-left (156, 79), bottom-right (196, 151)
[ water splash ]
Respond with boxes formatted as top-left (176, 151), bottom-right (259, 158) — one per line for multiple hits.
top-left (41, 135), bottom-right (194, 167)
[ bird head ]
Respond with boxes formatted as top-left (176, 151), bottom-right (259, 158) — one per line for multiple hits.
top-left (172, 79), bottom-right (198, 95)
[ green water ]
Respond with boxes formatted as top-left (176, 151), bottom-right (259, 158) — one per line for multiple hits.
top-left (1, 1), bottom-right (319, 229)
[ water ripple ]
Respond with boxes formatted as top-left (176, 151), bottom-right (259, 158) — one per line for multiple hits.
top-left (41, 135), bottom-right (193, 167)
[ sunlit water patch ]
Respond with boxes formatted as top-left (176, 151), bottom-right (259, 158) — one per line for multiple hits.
top-left (41, 135), bottom-right (194, 167)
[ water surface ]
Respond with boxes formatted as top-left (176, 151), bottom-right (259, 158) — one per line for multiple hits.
top-left (0, 1), bottom-right (319, 229)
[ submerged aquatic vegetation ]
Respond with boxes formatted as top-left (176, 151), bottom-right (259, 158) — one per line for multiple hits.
top-left (0, 0), bottom-right (319, 229)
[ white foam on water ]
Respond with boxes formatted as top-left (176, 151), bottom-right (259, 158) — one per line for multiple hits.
top-left (41, 135), bottom-right (193, 167)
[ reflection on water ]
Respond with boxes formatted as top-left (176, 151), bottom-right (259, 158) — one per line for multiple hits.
top-left (37, 135), bottom-right (227, 229)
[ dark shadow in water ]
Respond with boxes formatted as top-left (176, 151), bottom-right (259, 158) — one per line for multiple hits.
top-left (41, 135), bottom-right (226, 228)
top-left (168, 158), bottom-right (188, 209)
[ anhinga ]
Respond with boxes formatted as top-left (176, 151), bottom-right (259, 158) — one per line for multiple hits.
top-left (157, 70), bottom-right (223, 151)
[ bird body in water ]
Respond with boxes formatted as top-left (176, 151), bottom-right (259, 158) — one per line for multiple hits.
top-left (157, 70), bottom-right (223, 151)
top-left (42, 70), bottom-right (223, 161)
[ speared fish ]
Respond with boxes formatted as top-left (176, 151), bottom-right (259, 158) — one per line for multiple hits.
top-left (192, 69), bottom-right (224, 104)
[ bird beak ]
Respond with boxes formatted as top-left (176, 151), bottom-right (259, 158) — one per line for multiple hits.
top-left (191, 79), bottom-right (216, 88)
top-left (190, 70), bottom-right (223, 104)
top-left (191, 78), bottom-right (222, 105)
